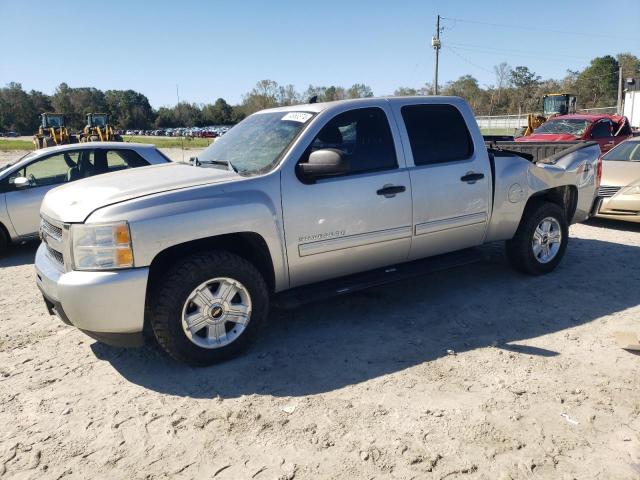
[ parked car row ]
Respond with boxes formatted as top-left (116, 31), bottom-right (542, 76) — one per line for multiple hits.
top-left (123, 126), bottom-right (231, 138)
top-left (0, 131), bottom-right (21, 137)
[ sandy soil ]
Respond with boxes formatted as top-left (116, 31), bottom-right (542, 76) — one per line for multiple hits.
top-left (1, 151), bottom-right (640, 479)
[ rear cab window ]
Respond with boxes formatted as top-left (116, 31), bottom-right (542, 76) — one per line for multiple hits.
top-left (401, 104), bottom-right (474, 165)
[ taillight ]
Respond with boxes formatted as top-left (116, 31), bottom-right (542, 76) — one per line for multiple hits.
top-left (596, 158), bottom-right (602, 190)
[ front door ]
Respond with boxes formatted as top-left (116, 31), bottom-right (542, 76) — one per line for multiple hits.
top-left (281, 106), bottom-right (412, 288)
top-left (590, 119), bottom-right (615, 153)
top-left (5, 150), bottom-right (83, 236)
top-left (393, 102), bottom-right (491, 260)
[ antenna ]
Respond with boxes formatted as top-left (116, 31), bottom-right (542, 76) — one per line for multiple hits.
top-left (176, 84), bottom-right (185, 163)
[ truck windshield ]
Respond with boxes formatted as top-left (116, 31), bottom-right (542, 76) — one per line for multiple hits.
top-left (197, 111), bottom-right (314, 174)
top-left (534, 119), bottom-right (590, 136)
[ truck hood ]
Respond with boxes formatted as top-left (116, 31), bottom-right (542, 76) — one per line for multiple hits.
top-left (516, 133), bottom-right (579, 142)
top-left (41, 162), bottom-right (238, 223)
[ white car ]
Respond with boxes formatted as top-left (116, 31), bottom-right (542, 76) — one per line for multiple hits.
top-left (0, 142), bottom-right (170, 251)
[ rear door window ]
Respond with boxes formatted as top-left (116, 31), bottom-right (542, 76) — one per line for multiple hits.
top-left (104, 149), bottom-right (150, 171)
top-left (401, 104), bottom-right (474, 165)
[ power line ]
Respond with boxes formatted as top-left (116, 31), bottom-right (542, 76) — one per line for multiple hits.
top-left (445, 46), bottom-right (494, 74)
top-left (447, 42), bottom-right (589, 62)
top-left (440, 16), bottom-right (639, 41)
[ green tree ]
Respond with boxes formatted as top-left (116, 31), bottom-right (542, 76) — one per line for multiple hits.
top-left (346, 83), bottom-right (373, 98)
top-left (575, 55), bottom-right (619, 108)
top-left (202, 98), bottom-right (233, 125)
top-left (0, 82), bottom-right (39, 133)
top-left (616, 53), bottom-right (640, 81)
top-left (105, 90), bottom-right (154, 129)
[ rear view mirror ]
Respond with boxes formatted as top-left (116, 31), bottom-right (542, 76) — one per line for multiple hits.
top-left (12, 177), bottom-right (29, 188)
top-left (298, 149), bottom-right (349, 181)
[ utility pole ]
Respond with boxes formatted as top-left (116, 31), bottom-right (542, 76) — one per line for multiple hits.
top-left (432, 14), bottom-right (441, 95)
top-left (617, 66), bottom-right (623, 114)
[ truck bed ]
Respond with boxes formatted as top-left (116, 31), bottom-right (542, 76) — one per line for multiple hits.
top-left (485, 140), bottom-right (599, 164)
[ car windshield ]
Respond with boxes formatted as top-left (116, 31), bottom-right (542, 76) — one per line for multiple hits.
top-left (0, 151), bottom-right (36, 172)
top-left (602, 141), bottom-right (640, 161)
top-left (534, 119), bottom-right (591, 136)
top-left (197, 111), bottom-right (314, 174)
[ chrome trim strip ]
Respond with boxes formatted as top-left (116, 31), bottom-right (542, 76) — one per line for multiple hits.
top-left (298, 225), bottom-right (412, 257)
top-left (415, 212), bottom-right (487, 236)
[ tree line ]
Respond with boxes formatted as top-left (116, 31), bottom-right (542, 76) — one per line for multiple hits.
top-left (1, 53), bottom-right (638, 133)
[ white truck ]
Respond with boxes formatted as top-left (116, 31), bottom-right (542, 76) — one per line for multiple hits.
top-left (35, 96), bottom-right (601, 365)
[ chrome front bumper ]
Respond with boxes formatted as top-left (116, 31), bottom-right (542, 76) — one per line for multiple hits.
top-left (593, 196), bottom-right (640, 223)
top-left (35, 243), bottom-right (149, 338)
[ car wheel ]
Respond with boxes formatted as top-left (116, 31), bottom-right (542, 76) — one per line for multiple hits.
top-left (505, 201), bottom-right (568, 275)
top-left (0, 227), bottom-right (9, 255)
top-left (147, 251), bottom-right (269, 366)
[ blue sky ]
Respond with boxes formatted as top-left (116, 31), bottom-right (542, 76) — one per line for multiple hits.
top-left (1, 0), bottom-right (639, 107)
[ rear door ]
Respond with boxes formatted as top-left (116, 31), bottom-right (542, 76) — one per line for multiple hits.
top-left (281, 105), bottom-right (412, 287)
top-left (392, 101), bottom-right (492, 261)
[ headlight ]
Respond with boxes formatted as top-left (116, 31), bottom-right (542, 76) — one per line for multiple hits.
top-left (621, 185), bottom-right (640, 196)
top-left (71, 221), bottom-right (134, 270)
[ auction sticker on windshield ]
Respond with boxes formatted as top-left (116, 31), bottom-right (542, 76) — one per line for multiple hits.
top-left (281, 112), bottom-right (313, 123)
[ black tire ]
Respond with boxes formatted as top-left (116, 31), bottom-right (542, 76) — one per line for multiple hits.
top-left (43, 137), bottom-right (52, 148)
top-left (0, 227), bottom-right (8, 255)
top-left (505, 201), bottom-right (568, 275)
top-left (147, 251), bottom-right (269, 366)
top-left (34, 137), bottom-right (43, 150)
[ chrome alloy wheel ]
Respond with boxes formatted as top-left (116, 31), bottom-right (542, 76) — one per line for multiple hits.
top-left (181, 277), bottom-right (252, 349)
top-left (532, 217), bottom-right (562, 264)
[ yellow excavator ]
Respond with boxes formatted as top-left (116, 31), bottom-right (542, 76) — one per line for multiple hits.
top-left (524, 93), bottom-right (577, 136)
top-left (33, 113), bottom-right (76, 149)
top-left (78, 113), bottom-right (122, 142)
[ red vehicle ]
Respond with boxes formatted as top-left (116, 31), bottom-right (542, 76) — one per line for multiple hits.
top-left (516, 114), bottom-right (633, 153)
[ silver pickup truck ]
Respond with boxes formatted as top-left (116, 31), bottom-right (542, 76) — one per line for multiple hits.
top-left (35, 97), bottom-right (601, 365)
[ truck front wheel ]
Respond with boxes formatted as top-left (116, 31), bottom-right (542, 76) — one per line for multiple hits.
top-left (147, 251), bottom-right (269, 366)
top-left (505, 201), bottom-right (568, 275)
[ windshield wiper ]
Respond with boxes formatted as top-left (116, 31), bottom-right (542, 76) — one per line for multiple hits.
top-left (198, 158), bottom-right (238, 173)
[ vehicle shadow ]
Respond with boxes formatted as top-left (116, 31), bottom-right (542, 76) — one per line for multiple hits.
top-left (0, 241), bottom-right (38, 268)
top-left (92, 237), bottom-right (640, 399)
top-left (585, 217), bottom-right (640, 233)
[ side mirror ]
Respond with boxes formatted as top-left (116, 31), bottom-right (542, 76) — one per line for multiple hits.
top-left (298, 149), bottom-right (349, 181)
top-left (12, 177), bottom-right (29, 188)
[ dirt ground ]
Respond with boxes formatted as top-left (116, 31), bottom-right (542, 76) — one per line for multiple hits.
top-left (1, 150), bottom-right (640, 479)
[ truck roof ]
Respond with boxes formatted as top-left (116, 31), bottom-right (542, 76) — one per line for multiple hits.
top-left (257, 96), bottom-right (469, 114)
top-left (549, 113), bottom-right (620, 122)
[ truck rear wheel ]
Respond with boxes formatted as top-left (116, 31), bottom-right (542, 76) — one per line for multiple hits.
top-left (147, 251), bottom-right (269, 366)
top-left (505, 201), bottom-right (568, 275)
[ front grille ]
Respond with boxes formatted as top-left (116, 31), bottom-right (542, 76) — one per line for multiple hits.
top-left (40, 217), bottom-right (63, 241)
top-left (46, 244), bottom-right (64, 265)
top-left (597, 186), bottom-right (622, 197)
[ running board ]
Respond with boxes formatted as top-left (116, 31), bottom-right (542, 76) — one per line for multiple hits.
top-left (273, 248), bottom-right (483, 309)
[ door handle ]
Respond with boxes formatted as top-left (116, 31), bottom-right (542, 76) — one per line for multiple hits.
top-left (460, 172), bottom-right (484, 183)
top-left (376, 185), bottom-right (406, 196)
